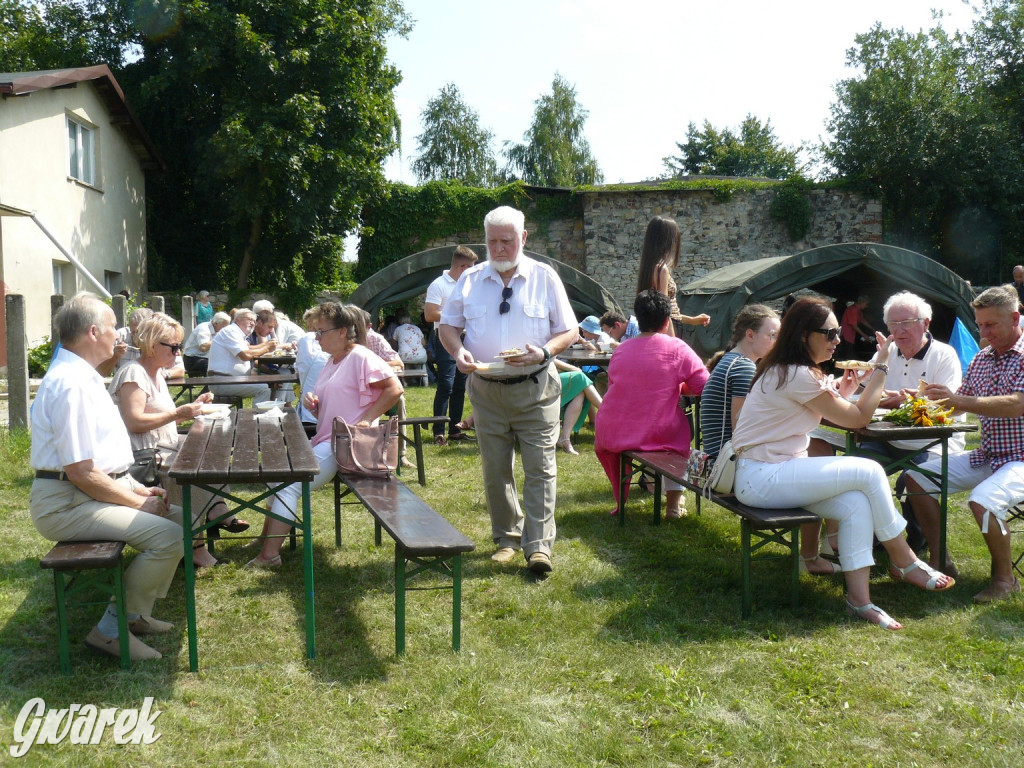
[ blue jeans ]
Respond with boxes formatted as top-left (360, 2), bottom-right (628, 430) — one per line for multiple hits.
top-left (432, 331), bottom-right (467, 436)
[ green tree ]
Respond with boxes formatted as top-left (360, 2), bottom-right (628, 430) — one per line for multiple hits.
top-left (823, 10), bottom-right (1024, 279)
top-left (411, 83), bottom-right (497, 186)
top-left (663, 114), bottom-right (800, 179)
top-left (503, 73), bottom-right (603, 186)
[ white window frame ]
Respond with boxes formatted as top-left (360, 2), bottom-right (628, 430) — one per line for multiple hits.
top-left (67, 115), bottom-right (97, 186)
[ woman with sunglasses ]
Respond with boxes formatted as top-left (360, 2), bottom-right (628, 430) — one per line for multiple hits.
top-left (730, 298), bottom-right (954, 630)
top-left (109, 313), bottom-right (248, 569)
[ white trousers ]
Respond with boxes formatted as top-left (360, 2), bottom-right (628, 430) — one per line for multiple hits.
top-left (735, 455), bottom-right (906, 571)
top-left (271, 440), bottom-right (337, 522)
top-left (905, 453), bottom-right (1024, 534)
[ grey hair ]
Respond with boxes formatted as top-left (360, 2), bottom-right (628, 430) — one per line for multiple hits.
top-left (128, 307), bottom-right (153, 327)
top-left (484, 206), bottom-right (525, 234)
top-left (212, 311), bottom-right (231, 328)
top-left (882, 291), bottom-right (932, 324)
top-left (55, 292), bottom-right (109, 344)
top-left (198, 290), bottom-right (210, 299)
top-left (971, 284), bottom-right (1019, 312)
top-left (234, 308), bottom-right (256, 323)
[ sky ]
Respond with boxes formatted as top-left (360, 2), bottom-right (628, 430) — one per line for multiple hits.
top-left (382, 0), bottom-right (979, 185)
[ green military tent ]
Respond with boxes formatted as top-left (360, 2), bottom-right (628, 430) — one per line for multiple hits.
top-left (676, 243), bottom-right (978, 358)
top-left (349, 245), bottom-right (621, 320)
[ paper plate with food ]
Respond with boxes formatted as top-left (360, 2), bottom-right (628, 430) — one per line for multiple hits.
top-left (495, 347), bottom-right (526, 359)
top-left (256, 400), bottom-right (288, 411)
top-left (833, 359), bottom-right (875, 372)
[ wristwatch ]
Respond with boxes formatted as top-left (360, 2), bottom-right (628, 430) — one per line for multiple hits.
top-left (873, 362), bottom-right (889, 374)
top-left (541, 346), bottom-right (551, 363)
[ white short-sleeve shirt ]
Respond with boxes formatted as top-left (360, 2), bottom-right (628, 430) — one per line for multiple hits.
top-left (425, 271), bottom-right (457, 330)
top-left (30, 347), bottom-right (134, 474)
top-left (184, 320), bottom-right (215, 357)
top-left (440, 256), bottom-right (577, 376)
top-left (208, 323), bottom-right (252, 375)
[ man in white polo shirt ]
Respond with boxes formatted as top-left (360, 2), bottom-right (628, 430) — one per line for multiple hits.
top-left (30, 292), bottom-right (182, 662)
top-left (425, 245), bottom-right (479, 444)
top-left (207, 308), bottom-right (277, 403)
top-left (439, 207), bottom-right (577, 575)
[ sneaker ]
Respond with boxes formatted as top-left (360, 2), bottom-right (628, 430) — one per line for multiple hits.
top-left (491, 546), bottom-right (517, 563)
top-left (527, 551), bottom-right (552, 575)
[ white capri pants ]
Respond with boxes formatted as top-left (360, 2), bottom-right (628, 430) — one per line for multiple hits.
top-left (905, 453), bottom-right (1024, 535)
top-left (735, 455), bottom-right (906, 572)
top-left (271, 440), bottom-right (337, 522)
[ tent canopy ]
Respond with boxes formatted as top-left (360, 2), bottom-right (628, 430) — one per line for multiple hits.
top-left (676, 243), bottom-right (978, 358)
top-left (349, 245), bottom-right (622, 320)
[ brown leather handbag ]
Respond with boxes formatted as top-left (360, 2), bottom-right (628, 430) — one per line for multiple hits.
top-left (331, 416), bottom-right (400, 479)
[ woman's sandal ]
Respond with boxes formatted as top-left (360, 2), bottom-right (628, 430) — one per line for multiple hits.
top-left (888, 559), bottom-right (955, 591)
top-left (846, 600), bottom-right (902, 631)
top-left (556, 438), bottom-right (579, 455)
top-left (799, 555), bottom-right (842, 575)
top-left (664, 507), bottom-right (686, 520)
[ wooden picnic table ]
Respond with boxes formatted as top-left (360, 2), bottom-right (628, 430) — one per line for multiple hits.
top-left (557, 350), bottom-right (613, 368)
top-left (166, 372), bottom-right (299, 403)
top-left (820, 420), bottom-right (977, 571)
top-left (168, 407), bottom-right (319, 671)
top-left (254, 352), bottom-right (297, 367)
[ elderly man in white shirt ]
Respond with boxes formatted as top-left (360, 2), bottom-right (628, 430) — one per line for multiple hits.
top-left (29, 293), bottom-right (183, 663)
top-left (183, 311), bottom-right (231, 375)
top-left (206, 308), bottom-right (278, 403)
top-left (439, 206), bottom-right (578, 575)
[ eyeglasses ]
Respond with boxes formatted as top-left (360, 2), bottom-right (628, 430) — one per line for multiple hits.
top-left (159, 342), bottom-right (183, 354)
top-left (887, 317), bottom-right (922, 330)
top-left (811, 327), bottom-right (842, 342)
top-left (314, 327), bottom-right (343, 340)
top-left (499, 286), bottom-right (513, 315)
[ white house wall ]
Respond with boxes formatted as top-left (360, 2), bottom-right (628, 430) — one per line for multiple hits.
top-left (0, 81), bottom-right (147, 349)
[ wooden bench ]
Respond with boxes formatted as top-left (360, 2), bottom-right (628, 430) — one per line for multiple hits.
top-left (40, 540), bottom-right (130, 673)
top-left (333, 473), bottom-right (475, 654)
top-left (618, 451), bottom-right (820, 618)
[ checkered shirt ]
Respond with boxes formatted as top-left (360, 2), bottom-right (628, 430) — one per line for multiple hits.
top-left (959, 331), bottom-right (1024, 469)
top-left (365, 329), bottom-right (399, 363)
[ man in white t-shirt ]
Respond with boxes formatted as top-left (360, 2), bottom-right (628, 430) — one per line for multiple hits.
top-left (183, 311), bottom-right (230, 375)
top-left (425, 245), bottom-right (479, 444)
top-left (30, 293), bottom-right (182, 662)
top-left (207, 308), bottom-right (277, 403)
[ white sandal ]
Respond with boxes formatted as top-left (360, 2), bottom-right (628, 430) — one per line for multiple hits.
top-left (889, 559), bottom-right (955, 591)
top-left (846, 600), bottom-right (902, 631)
top-left (799, 555), bottom-right (841, 575)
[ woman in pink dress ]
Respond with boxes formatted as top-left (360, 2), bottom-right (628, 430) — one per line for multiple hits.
top-left (595, 290), bottom-right (709, 517)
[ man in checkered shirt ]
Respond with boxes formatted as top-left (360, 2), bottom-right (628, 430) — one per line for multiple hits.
top-left (905, 284), bottom-right (1024, 603)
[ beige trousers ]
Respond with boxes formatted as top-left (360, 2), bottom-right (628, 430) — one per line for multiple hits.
top-left (30, 476), bottom-right (184, 616)
top-left (467, 365), bottom-right (560, 557)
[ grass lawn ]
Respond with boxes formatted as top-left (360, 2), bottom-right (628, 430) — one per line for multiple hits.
top-left (0, 385), bottom-right (1022, 766)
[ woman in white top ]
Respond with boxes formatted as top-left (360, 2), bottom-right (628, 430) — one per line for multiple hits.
top-left (110, 313), bottom-right (249, 568)
top-left (392, 313), bottom-right (427, 364)
top-left (730, 298), bottom-right (954, 630)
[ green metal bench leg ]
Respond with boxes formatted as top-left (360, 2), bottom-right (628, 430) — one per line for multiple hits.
top-left (653, 473), bottom-right (663, 526)
top-left (334, 476), bottom-right (343, 547)
top-left (413, 423), bottom-right (426, 486)
top-left (790, 527), bottom-right (801, 610)
top-left (395, 546), bottom-right (406, 655)
top-left (113, 561), bottom-right (130, 671)
top-left (741, 521), bottom-right (752, 619)
top-left (52, 573), bottom-right (71, 675)
top-left (452, 554), bottom-right (463, 652)
top-left (302, 480), bottom-right (316, 660)
top-left (183, 484), bottom-right (199, 672)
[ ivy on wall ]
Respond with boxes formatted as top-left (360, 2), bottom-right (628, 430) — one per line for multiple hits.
top-left (768, 175), bottom-right (814, 241)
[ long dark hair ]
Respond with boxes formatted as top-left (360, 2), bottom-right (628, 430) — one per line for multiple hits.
top-left (636, 216), bottom-right (680, 294)
top-left (752, 297), bottom-right (832, 389)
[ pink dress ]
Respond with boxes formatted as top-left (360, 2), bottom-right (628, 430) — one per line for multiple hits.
top-left (594, 333), bottom-right (709, 502)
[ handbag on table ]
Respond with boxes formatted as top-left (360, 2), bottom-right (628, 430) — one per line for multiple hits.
top-left (332, 416), bottom-right (400, 479)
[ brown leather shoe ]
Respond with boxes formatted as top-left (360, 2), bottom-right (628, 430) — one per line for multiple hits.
top-left (128, 615), bottom-right (174, 635)
top-left (527, 551), bottom-right (552, 575)
top-left (85, 627), bottom-right (161, 661)
top-left (490, 547), bottom-right (517, 563)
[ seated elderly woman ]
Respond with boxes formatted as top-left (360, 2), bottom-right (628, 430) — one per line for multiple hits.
top-left (246, 302), bottom-right (404, 568)
top-left (594, 290), bottom-right (709, 518)
top-left (730, 297), bottom-right (954, 630)
top-left (109, 313), bottom-right (249, 569)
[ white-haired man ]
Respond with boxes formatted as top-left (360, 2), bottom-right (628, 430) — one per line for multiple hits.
top-left (207, 308), bottom-right (277, 403)
top-left (906, 285), bottom-right (1024, 603)
top-left (183, 311), bottom-right (231, 375)
top-left (30, 293), bottom-right (182, 662)
top-left (439, 206), bottom-right (578, 575)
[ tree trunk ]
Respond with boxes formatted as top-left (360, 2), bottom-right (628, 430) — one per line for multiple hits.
top-left (235, 213), bottom-right (264, 291)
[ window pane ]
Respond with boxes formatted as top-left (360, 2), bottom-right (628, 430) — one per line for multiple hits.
top-left (80, 126), bottom-right (94, 185)
top-left (67, 119), bottom-right (79, 178)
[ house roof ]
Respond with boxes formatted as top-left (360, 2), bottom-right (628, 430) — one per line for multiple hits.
top-left (0, 65), bottom-right (164, 171)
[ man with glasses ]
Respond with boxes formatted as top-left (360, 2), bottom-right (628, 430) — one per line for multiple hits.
top-left (867, 291), bottom-right (964, 552)
top-left (207, 308), bottom-right (278, 404)
top-left (439, 206), bottom-right (578, 575)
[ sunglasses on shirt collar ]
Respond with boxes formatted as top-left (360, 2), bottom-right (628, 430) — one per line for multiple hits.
top-left (499, 286), bottom-right (513, 315)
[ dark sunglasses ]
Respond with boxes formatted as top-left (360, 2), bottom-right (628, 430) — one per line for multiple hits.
top-left (499, 286), bottom-right (513, 315)
top-left (811, 327), bottom-right (842, 342)
top-left (159, 341), bottom-right (183, 354)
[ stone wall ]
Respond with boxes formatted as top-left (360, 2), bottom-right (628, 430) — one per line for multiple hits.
top-left (418, 186), bottom-right (880, 314)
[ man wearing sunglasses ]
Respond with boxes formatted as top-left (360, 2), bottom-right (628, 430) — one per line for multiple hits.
top-left (206, 308), bottom-right (278, 404)
top-left (439, 206), bottom-right (578, 576)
